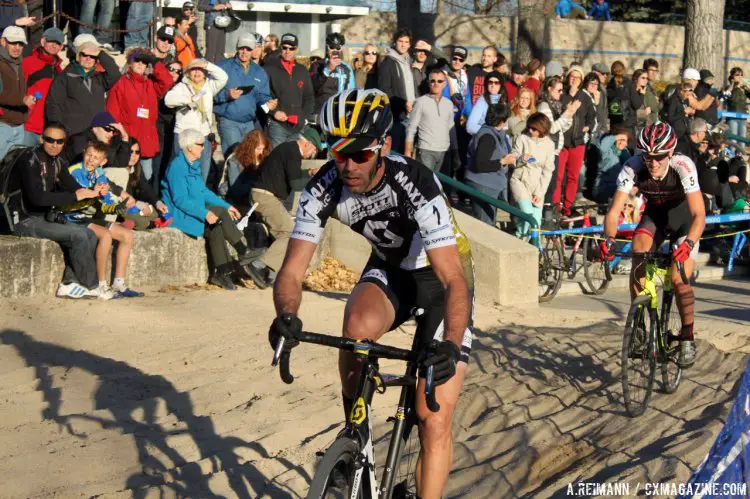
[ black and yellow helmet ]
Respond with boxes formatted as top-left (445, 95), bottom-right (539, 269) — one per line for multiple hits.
top-left (319, 88), bottom-right (393, 153)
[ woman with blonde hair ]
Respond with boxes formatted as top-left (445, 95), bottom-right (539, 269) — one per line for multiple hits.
top-left (508, 87), bottom-right (536, 138)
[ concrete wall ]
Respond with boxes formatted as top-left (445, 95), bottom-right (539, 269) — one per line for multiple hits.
top-left (0, 212), bottom-right (539, 308)
top-left (340, 14), bottom-right (750, 82)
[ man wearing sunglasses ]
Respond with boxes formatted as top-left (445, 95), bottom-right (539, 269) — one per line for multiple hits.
top-left (46, 39), bottom-right (121, 161)
top-left (9, 122), bottom-right (109, 299)
top-left (263, 33), bottom-right (314, 148)
top-left (152, 25), bottom-right (177, 66)
top-left (601, 122), bottom-right (706, 368)
top-left (22, 28), bottom-right (64, 146)
top-left (0, 26), bottom-right (35, 162)
top-left (404, 69), bottom-right (453, 171)
top-left (270, 89), bottom-right (474, 499)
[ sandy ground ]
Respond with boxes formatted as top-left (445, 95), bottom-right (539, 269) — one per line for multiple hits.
top-left (1, 278), bottom-right (749, 498)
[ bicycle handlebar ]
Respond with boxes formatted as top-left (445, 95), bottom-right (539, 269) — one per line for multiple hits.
top-left (610, 251), bottom-right (690, 285)
top-left (271, 332), bottom-right (440, 412)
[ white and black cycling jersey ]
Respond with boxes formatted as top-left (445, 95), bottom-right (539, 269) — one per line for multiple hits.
top-left (292, 154), bottom-right (472, 270)
top-left (616, 153), bottom-right (701, 208)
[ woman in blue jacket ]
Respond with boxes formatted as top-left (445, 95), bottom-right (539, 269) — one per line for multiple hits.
top-left (162, 128), bottom-right (259, 290)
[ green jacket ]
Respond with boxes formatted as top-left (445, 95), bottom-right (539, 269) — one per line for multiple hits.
top-left (644, 83), bottom-right (660, 125)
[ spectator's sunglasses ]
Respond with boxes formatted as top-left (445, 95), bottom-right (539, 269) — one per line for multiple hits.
top-left (281, 45), bottom-right (296, 52)
top-left (363, 51), bottom-right (377, 56)
top-left (429, 78), bottom-right (445, 84)
top-left (452, 56), bottom-right (465, 62)
top-left (169, 66), bottom-right (183, 74)
top-left (42, 135), bottom-right (65, 145)
top-left (103, 126), bottom-right (117, 133)
top-left (131, 148), bottom-right (141, 155)
top-left (487, 79), bottom-right (501, 86)
top-left (158, 37), bottom-right (174, 44)
top-left (414, 49), bottom-right (428, 55)
top-left (6, 41), bottom-right (24, 47)
top-left (80, 52), bottom-right (99, 61)
top-left (330, 142), bottom-right (383, 164)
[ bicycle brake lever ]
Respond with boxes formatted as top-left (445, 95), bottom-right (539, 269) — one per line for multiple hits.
top-left (272, 337), bottom-right (285, 366)
top-left (272, 338), bottom-right (295, 384)
top-left (425, 366), bottom-right (441, 413)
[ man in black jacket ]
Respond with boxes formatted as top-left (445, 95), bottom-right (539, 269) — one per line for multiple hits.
top-left (45, 40), bottom-right (121, 161)
top-left (9, 122), bottom-right (113, 299)
top-left (377, 28), bottom-right (414, 153)
top-left (63, 111), bottom-right (131, 168)
top-left (663, 82), bottom-right (695, 142)
top-left (309, 33), bottom-right (355, 121)
top-left (263, 33), bottom-right (314, 148)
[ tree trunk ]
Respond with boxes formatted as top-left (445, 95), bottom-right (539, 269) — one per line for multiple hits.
top-left (684, 0), bottom-right (725, 82)
top-left (516, 0), bottom-right (556, 64)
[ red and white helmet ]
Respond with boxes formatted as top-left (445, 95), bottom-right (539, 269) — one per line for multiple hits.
top-left (637, 121), bottom-right (677, 155)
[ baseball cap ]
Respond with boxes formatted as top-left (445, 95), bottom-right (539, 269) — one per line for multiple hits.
top-left (452, 46), bottom-right (468, 60)
top-left (511, 62), bottom-right (528, 75)
top-left (2, 26), bottom-right (27, 45)
top-left (699, 69), bottom-right (714, 81)
top-left (186, 58), bottom-right (208, 71)
top-left (237, 33), bottom-right (262, 50)
top-left (280, 33), bottom-right (298, 48)
top-left (682, 68), bottom-right (701, 81)
top-left (91, 111), bottom-right (117, 129)
top-left (157, 25), bottom-right (175, 41)
top-left (182, 1), bottom-right (195, 9)
top-left (42, 27), bottom-right (64, 44)
top-left (545, 60), bottom-right (564, 77)
top-left (300, 127), bottom-right (323, 151)
top-left (592, 62), bottom-right (609, 74)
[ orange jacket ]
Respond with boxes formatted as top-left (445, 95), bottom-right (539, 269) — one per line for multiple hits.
top-left (174, 33), bottom-right (196, 69)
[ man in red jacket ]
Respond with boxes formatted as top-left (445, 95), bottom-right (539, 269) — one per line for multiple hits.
top-left (22, 27), bottom-right (64, 143)
top-left (106, 49), bottom-right (172, 186)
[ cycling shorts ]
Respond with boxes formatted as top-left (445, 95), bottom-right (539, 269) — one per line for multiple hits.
top-left (357, 255), bottom-right (474, 363)
top-left (635, 201), bottom-right (700, 259)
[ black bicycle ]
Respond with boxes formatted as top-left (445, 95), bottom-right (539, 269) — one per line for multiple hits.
top-left (272, 319), bottom-right (440, 498)
top-left (612, 251), bottom-right (689, 417)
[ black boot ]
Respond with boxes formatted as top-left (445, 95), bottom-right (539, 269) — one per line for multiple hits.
top-left (209, 263), bottom-right (236, 290)
top-left (243, 260), bottom-right (275, 289)
top-left (233, 239), bottom-right (265, 266)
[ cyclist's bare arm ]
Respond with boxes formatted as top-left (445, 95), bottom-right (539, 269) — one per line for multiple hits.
top-left (273, 238), bottom-right (318, 316)
top-left (603, 190), bottom-right (629, 240)
top-left (684, 190), bottom-right (706, 246)
top-left (425, 245), bottom-right (471, 348)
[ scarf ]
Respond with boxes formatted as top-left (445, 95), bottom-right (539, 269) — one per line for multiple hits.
top-left (189, 79), bottom-right (208, 121)
top-left (386, 47), bottom-right (415, 104)
top-left (545, 97), bottom-right (563, 118)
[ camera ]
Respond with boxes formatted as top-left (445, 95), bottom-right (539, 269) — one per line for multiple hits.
top-left (45, 210), bottom-right (67, 224)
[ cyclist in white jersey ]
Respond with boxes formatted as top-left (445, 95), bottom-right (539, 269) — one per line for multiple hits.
top-left (601, 122), bottom-right (706, 367)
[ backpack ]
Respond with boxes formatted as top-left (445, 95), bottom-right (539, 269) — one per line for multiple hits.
top-left (0, 146), bottom-right (32, 233)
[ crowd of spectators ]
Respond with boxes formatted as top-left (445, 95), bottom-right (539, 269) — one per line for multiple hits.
top-left (1, 0), bottom-right (749, 301)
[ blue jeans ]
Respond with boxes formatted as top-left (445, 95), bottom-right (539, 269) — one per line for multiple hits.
top-left (124, 1), bottom-right (154, 49)
top-left (465, 177), bottom-right (507, 226)
top-left (267, 120), bottom-right (299, 148)
top-left (515, 198), bottom-right (543, 239)
top-left (218, 117), bottom-right (256, 156)
top-left (0, 122), bottom-right (33, 162)
top-left (80, 0), bottom-right (115, 44)
top-left (173, 133), bottom-right (213, 183)
top-left (14, 215), bottom-right (99, 289)
top-left (140, 157), bottom-right (154, 183)
top-left (728, 118), bottom-right (746, 139)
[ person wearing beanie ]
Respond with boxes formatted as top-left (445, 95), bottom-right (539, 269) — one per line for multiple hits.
top-left (215, 32), bottom-right (276, 155)
top-left (22, 28), bottom-right (64, 143)
top-left (106, 48), bottom-right (173, 186)
top-left (46, 39), bottom-right (121, 161)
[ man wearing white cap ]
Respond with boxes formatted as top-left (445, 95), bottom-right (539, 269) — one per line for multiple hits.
top-left (214, 33), bottom-right (277, 154)
top-left (0, 26), bottom-right (35, 161)
top-left (682, 67), bottom-right (715, 116)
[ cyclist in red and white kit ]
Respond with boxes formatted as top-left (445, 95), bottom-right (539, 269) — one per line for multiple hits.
top-left (601, 122), bottom-right (706, 367)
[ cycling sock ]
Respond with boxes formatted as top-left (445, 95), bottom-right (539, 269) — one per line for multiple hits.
top-left (342, 392), bottom-right (354, 422)
top-left (681, 323), bottom-right (694, 341)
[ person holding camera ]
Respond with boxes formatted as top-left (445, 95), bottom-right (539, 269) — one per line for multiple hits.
top-left (309, 33), bottom-right (355, 121)
top-left (9, 122), bottom-right (115, 299)
top-left (106, 49), bottom-right (173, 187)
top-left (723, 67), bottom-right (750, 141)
top-left (663, 82), bottom-right (697, 142)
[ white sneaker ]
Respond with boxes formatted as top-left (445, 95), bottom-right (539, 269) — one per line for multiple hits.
top-left (56, 282), bottom-right (88, 299)
top-left (83, 285), bottom-right (116, 301)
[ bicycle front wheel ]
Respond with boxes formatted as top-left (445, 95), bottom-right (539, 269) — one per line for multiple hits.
top-left (539, 236), bottom-right (564, 303)
top-left (621, 296), bottom-right (656, 417)
top-left (660, 291), bottom-right (683, 394)
top-left (583, 237), bottom-right (611, 294)
top-left (307, 437), bottom-right (366, 499)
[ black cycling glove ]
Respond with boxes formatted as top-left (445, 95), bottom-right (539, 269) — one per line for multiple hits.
top-left (419, 340), bottom-right (461, 386)
top-left (268, 313), bottom-right (302, 352)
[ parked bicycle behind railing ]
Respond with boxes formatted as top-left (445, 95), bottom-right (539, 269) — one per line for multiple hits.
top-left (268, 89), bottom-right (475, 499)
top-left (600, 122), bottom-right (706, 368)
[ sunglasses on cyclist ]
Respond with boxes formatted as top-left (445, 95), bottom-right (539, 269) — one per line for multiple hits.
top-left (42, 135), bottom-right (65, 145)
top-left (644, 152), bottom-right (669, 162)
top-left (330, 143), bottom-right (383, 164)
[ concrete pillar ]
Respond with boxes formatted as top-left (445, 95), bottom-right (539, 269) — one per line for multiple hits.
top-left (311, 14), bottom-right (320, 51)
